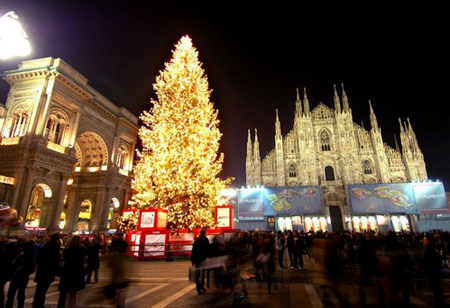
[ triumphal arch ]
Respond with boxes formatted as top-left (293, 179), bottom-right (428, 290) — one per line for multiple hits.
top-left (0, 58), bottom-right (139, 233)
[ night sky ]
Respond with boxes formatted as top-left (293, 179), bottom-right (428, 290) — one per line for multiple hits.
top-left (0, 2), bottom-right (448, 188)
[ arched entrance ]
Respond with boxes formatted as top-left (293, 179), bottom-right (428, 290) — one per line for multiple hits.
top-left (77, 199), bottom-right (92, 232)
top-left (108, 197), bottom-right (120, 229)
top-left (26, 183), bottom-right (52, 228)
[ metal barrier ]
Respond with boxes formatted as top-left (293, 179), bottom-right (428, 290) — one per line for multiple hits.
top-left (101, 243), bottom-right (194, 261)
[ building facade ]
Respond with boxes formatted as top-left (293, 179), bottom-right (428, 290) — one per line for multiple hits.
top-left (245, 85), bottom-right (428, 231)
top-left (0, 58), bottom-right (139, 233)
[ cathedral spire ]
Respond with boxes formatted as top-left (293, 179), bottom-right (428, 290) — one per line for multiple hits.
top-left (275, 109), bottom-right (282, 136)
top-left (341, 83), bottom-right (349, 112)
top-left (369, 100), bottom-right (378, 130)
top-left (295, 88), bottom-right (302, 116)
top-left (247, 129), bottom-right (252, 157)
top-left (333, 84), bottom-right (341, 113)
top-left (398, 118), bottom-right (405, 132)
top-left (303, 88), bottom-right (310, 116)
top-left (253, 128), bottom-right (260, 161)
top-left (394, 134), bottom-right (400, 152)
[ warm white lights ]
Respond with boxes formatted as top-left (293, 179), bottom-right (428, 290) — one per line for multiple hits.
top-left (0, 12), bottom-right (31, 60)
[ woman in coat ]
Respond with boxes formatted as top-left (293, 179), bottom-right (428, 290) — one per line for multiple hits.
top-left (57, 235), bottom-right (87, 308)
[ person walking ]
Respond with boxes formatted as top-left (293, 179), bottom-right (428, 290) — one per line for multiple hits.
top-left (294, 232), bottom-right (306, 269)
top-left (0, 239), bottom-right (14, 308)
top-left (423, 234), bottom-right (445, 307)
top-left (85, 238), bottom-right (101, 284)
top-left (5, 241), bottom-right (35, 308)
top-left (286, 231), bottom-right (295, 269)
top-left (32, 233), bottom-right (61, 308)
top-left (191, 229), bottom-right (209, 295)
top-left (57, 235), bottom-right (87, 308)
top-left (276, 231), bottom-right (285, 268)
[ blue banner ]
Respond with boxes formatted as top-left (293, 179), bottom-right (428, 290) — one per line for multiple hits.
top-left (238, 189), bottom-right (264, 219)
top-left (412, 183), bottom-right (449, 214)
top-left (263, 186), bottom-right (322, 215)
top-left (348, 183), bottom-right (418, 214)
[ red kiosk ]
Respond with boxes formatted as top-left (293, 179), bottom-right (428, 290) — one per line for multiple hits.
top-left (121, 205), bottom-right (239, 259)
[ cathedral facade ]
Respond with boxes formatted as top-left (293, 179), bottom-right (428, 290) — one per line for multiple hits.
top-left (245, 85), bottom-right (428, 231)
top-left (0, 58), bottom-right (139, 234)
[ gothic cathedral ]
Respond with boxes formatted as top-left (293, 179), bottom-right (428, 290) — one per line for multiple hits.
top-left (246, 85), bottom-right (428, 208)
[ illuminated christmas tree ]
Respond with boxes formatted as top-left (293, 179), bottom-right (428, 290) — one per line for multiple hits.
top-left (132, 36), bottom-right (231, 230)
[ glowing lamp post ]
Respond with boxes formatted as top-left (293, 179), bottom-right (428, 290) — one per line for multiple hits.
top-left (0, 11), bottom-right (31, 60)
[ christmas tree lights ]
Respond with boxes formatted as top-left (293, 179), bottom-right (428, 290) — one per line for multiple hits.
top-left (132, 36), bottom-right (231, 230)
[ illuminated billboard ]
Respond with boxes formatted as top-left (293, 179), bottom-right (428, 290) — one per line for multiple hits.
top-left (412, 182), bottom-right (449, 214)
top-left (348, 183), bottom-right (418, 214)
top-left (238, 188), bottom-right (264, 219)
top-left (263, 186), bottom-right (322, 216)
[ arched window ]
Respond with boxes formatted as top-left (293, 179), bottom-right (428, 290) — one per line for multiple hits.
top-left (320, 131), bottom-right (331, 151)
top-left (288, 163), bottom-right (297, 178)
top-left (363, 160), bottom-right (373, 174)
top-left (325, 166), bottom-right (335, 181)
top-left (4, 104), bottom-right (30, 138)
top-left (45, 110), bottom-right (69, 145)
top-left (116, 146), bottom-right (128, 169)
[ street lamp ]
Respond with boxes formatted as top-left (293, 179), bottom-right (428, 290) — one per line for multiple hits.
top-left (0, 11), bottom-right (31, 60)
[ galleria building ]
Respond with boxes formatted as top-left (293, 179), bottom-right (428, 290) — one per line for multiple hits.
top-left (0, 58), bottom-right (138, 233)
top-left (242, 86), bottom-right (441, 232)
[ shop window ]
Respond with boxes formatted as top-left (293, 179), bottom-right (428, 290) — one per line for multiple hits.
top-left (325, 166), bottom-right (335, 181)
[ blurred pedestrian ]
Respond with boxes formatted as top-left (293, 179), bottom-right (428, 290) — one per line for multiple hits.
top-left (423, 234), bottom-right (445, 307)
top-left (276, 231), bottom-right (285, 268)
top-left (105, 233), bottom-right (128, 308)
top-left (206, 235), bottom-right (220, 288)
top-left (57, 235), bottom-right (87, 308)
top-left (85, 238), bottom-right (101, 284)
top-left (33, 233), bottom-right (61, 308)
top-left (191, 230), bottom-right (209, 295)
top-left (294, 231), bottom-right (306, 269)
top-left (0, 240), bottom-right (14, 308)
top-left (286, 231), bottom-right (295, 269)
top-left (5, 241), bottom-right (35, 308)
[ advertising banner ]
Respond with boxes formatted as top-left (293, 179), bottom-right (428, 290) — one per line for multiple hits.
top-left (349, 183), bottom-right (418, 214)
top-left (140, 211), bottom-right (155, 228)
top-left (238, 189), bottom-right (264, 218)
top-left (263, 186), bottom-right (322, 215)
top-left (216, 207), bottom-right (231, 228)
top-left (144, 234), bottom-right (166, 257)
top-left (412, 182), bottom-right (449, 214)
top-left (169, 233), bottom-right (194, 255)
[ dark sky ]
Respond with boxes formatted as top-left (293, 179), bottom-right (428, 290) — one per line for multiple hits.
top-left (0, 2), bottom-right (448, 188)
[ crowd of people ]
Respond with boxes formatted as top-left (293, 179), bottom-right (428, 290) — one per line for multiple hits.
top-left (191, 229), bottom-right (450, 307)
top-left (0, 233), bottom-right (127, 308)
top-left (1, 229), bottom-right (449, 307)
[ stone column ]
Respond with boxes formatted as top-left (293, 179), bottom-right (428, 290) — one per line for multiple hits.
top-left (39, 197), bottom-right (54, 228)
top-left (16, 168), bottom-right (35, 219)
top-left (63, 190), bottom-right (78, 233)
top-left (69, 111), bottom-right (82, 148)
top-left (92, 188), bottom-right (107, 232)
top-left (35, 76), bottom-right (57, 136)
top-left (49, 174), bottom-right (69, 231)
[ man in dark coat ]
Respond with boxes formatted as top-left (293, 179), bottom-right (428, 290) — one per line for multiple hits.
top-left (191, 230), bottom-right (209, 294)
top-left (85, 238), bottom-right (101, 284)
top-left (285, 231), bottom-right (295, 269)
top-left (5, 241), bottom-right (35, 308)
top-left (57, 235), bottom-right (87, 308)
top-left (32, 233), bottom-right (61, 308)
